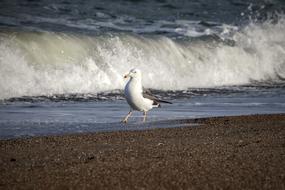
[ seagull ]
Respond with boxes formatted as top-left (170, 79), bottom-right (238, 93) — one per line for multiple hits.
top-left (122, 68), bottom-right (172, 123)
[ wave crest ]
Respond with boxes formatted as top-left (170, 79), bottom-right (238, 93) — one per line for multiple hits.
top-left (0, 17), bottom-right (285, 99)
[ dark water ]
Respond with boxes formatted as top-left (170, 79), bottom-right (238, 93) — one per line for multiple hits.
top-left (0, 0), bottom-right (285, 139)
top-left (1, 0), bottom-right (285, 35)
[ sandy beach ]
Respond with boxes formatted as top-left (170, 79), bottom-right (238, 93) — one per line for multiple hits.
top-left (0, 114), bottom-right (284, 189)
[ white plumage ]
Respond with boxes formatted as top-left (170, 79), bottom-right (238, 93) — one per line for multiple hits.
top-left (122, 68), bottom-right (171, 123)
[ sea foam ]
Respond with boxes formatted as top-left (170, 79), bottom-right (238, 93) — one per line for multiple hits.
top-left (0, 17), bottom-right (285, 99)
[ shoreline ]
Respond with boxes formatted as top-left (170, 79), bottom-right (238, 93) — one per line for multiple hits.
top-left (1, 114), bottom-right (285, 189)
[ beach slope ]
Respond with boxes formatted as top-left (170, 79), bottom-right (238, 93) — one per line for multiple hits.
top-left (0, 114), bottom-right (285, 189)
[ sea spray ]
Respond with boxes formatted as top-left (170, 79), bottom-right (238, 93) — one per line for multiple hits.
top-left (0, 17), bottom-right (285, 100)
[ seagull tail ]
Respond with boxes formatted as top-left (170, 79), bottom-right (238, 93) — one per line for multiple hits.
top-left (153, 104), bottom-right (161, 108)
top-left (152, 100), bottom-right (172, 108)
top-left (152, 100), bottom-right (161, 108)
top-left (157, 100), bottom-right (172, 104)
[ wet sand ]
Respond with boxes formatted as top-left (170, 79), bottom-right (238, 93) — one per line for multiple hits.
top-left (0, 114), bottom-right (285, 189)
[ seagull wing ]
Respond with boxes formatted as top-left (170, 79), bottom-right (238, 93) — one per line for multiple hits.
top-left (143, 89), bottom-right (172, 104)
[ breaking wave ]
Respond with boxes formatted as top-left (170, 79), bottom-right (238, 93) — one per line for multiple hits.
top-left (0, 16), bottom-right (285, 100)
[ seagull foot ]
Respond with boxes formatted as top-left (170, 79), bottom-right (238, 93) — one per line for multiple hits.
top-left (121, 119), bottom-right (128, 124)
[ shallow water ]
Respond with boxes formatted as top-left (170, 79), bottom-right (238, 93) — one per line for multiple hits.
top-left (1, 85), bottom-right (284, 139)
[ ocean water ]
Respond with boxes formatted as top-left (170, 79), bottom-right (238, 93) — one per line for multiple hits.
top-left (0, 0), bottom-right (285, 139)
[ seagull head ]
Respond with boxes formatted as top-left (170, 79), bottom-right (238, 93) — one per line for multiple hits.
top-left (124, 68), bottom-right (142, 79)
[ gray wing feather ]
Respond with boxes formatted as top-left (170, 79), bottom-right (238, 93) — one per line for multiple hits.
top-left (142, 89), bottom-right (172, 104)
top-left (142, 89), bottom-right (156, 101)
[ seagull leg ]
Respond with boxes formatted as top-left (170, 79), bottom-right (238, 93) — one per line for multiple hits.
top-left (122, 110), bottom-right (132, 123)
top-left (143, 111), bottom-right (147, 122)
